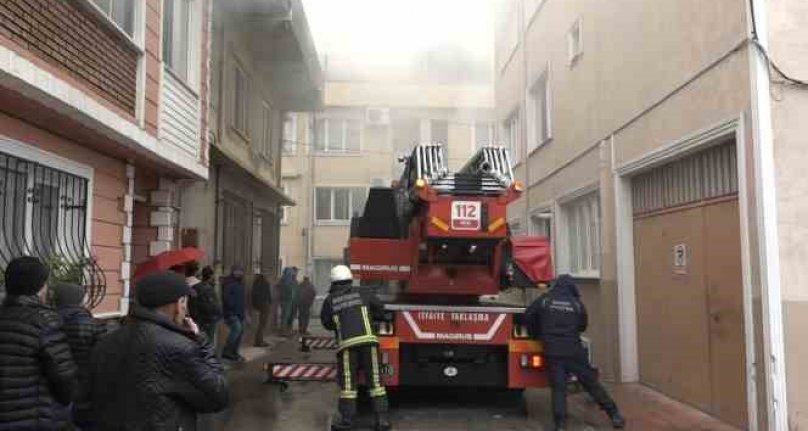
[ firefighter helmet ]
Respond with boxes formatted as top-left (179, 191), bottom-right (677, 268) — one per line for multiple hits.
top-left (330, 265), bottom-right (353, 283)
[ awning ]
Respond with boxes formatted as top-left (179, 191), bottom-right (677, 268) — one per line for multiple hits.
top-left (511, 236), bottom-right (554, 284)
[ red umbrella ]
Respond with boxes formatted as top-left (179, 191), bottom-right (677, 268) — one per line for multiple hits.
top-left (133, 247), bottom-right (205, 279)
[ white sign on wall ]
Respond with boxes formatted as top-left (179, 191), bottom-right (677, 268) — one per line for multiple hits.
top-left (673, 243), bottom-right (688, 275)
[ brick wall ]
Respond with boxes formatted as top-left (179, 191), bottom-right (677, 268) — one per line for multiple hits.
top-left (0, 0), bottom-right (139, 116)
top-left (143, 0), bottom-right (161, 135)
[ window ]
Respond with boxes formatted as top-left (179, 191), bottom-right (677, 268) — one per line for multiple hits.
top-left (315, 187), bottom-right (368, 223)
top-left (231, 64), bottom-right (249, 136)
top-left (92, 0), bottom-right (136, 37)
top-left (529, 71), bottom-right (551, 150)
top-left (316, 119), bottom-right (361, 153)
top-left (473, 122), bottom-right (495, 152)
top-left (561, 192), bottom-right (600, 277)
top-left (261, 104), bottom-right (272, 158)
top-left (530, 210), bottom-right (553, 239)
top-left (568, 19), bottom-right (583, 66)
top-left (0, 144), bottom-right (107, 306)
top-left (502, 110), bottom-right (520, 164)
top-left (163, 0), bottom-right (193, 81)
top-left (314, 259), bottom-right (344, 294)
top-left (280, 184), bottom-right (290, 224)
top-left (509, 218), bottom-right (523, 236)
top-left (283, 113), bottom-right (297, 154)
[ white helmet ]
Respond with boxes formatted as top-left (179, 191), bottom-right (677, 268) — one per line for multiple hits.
top-left (330, 265), bottom-right (353, 283)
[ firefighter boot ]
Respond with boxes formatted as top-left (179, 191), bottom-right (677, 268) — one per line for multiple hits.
top-left (330, 412), bottom-right (353, 431)
top-left (374, 412), bottom-right (392, 431)
top-left (608, 410), bottom-right (626, 429)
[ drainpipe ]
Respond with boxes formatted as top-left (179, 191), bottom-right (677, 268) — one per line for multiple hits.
top-left (520, 0), bottom-right (531, 228)
top-left (306, 112), bottom-right (316, 276)
top-left (745, 0), bottom-right (788, 429)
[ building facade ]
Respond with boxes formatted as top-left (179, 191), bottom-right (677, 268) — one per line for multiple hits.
top-left (179, 0), bottom-right (321, 280)
top-left (494, 0), bottom-right (808, 429)
top-left (0, 0), bottom-right (211, 316)
top-left (280, 80), bottom-right (496, 294)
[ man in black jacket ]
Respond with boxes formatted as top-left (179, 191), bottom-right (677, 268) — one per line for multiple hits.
top-left (320, 265), bottom-right (390, 431)
top-left (527, 274), bottom-right (625, 431)
top-left (188, 265), bottom-right (222, 346)
top-left (90, 271), bottom-right (229, 431)
top-left (221, 265), bottom-right (247, 361)
top-left (0, 256), bottom-right (78, 430)
top-left (52, 282), bottom-right (105, 429)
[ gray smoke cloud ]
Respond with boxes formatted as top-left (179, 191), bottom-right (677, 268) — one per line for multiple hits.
top-left (302, 0), bottom-right (495, 83)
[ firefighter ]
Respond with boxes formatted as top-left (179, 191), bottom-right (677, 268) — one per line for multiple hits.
top-left (525, 274), bottom-right (625, 431)
top-left (320, 265), bottom-right (391, 431)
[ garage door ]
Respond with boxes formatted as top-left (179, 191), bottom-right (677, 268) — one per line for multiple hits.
top-left (632, 141), bottom-right (747, 428)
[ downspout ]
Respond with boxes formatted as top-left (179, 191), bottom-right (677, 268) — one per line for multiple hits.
top-left (212, 1), bottom-right (225, 273)
top-left (306, 112), bottom-right (316, 276)
top-left (745, 0), bottom-right (789, 429)
top-left (520, 0), bottom-right (531, 228)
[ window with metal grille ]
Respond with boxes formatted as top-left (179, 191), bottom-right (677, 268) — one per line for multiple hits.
top-left (0, 150), bottom-right (106, 306)
top-left (631, 142), bottom-right (738, 215)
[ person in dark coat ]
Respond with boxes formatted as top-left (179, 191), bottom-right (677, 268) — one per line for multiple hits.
top-left (52, 282), bottom-right (105, 429)
top-left (278, 267), bottom-right (299, 336)
top-left (221, 265), bottom-right (247, 361)
top-left (526, 274), bottom-right (625, 431)
top-left (188, 265), bottom-right (222, 345)
top-left (251, 273), bottom-right (272, 347)
top-left (297, 276), bottom-right (316, 336)
top-left (0, 256), bottom-right (78, 430)
top-left (90, 271), bottom-right (228, 431)
top-left (320, 265), bottom-right (390, 431)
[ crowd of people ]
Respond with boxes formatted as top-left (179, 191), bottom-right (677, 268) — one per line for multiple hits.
top-left (0, 255), bottom-right (319, 430)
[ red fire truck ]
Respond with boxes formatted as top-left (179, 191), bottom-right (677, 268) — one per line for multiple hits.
top-left (348, 144), bottom-right (554, 390)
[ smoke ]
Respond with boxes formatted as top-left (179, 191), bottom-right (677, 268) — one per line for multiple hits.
top-left (302, 0), bottom-right (495, 83)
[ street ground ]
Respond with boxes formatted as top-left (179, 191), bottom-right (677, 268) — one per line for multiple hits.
top-left (202, 322), bottom-right (738, 431)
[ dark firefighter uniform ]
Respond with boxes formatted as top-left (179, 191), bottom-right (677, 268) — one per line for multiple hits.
top-left (526, 274), bottom-right (625, 431)
top-left (320, 267), bottom-right (390, 431)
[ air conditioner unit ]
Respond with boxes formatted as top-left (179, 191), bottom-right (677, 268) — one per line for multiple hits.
top-left (366, 107), bottom-right (390, 126)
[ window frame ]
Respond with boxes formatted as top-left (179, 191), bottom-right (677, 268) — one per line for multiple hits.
top-left (283, 113), bottom-right (298, 155)
top-left (261, 102), bottom-right (273, 160)
top-left (230, 61), bottom-right (250, 139)
top-left (558, 191), bottom-right (600, 279)
top-left (568, 18), bottom-right (584, 67)
top-left (502, 109), bottom-right (521, 165)
top-left (162, 0), bottom-right (198, 86)
top-left (87, 0), bottom-right (141, 46)
top-left (315, 118), bottom-right (362, 154)
top-left (529, 68), bottom-right (552, 152)
top-left (314, 186), bottom-right (368, 225)
top-left (0, 137), bottom-right (95, 262)
top-left (472, 121), bottom-right (495, 153)
top-left (280, 183), bottom-right (290, 225)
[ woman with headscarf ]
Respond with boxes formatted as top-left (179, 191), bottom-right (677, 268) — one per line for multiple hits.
top-left (278, 267), bottom-right (299, 337)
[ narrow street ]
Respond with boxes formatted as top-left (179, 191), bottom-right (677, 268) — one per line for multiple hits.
top-left (203, 329), bottom-right (739, 431)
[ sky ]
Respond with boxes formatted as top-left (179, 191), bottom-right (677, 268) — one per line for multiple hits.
top-left (301, 0), bottom-right (495, 80)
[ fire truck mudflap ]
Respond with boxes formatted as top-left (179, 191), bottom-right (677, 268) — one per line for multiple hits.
top-left (376, 304), bottom-right (547, 389)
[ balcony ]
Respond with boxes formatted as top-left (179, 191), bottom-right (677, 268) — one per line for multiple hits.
top-left (224, 0), bottom-right (323, 111)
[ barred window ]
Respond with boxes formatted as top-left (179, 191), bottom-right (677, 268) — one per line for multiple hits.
top-left (0, 149), bottom-right (105, 307)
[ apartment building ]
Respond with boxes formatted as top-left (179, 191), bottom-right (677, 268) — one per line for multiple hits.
top-left (0, 0), bottom-right (211, 316)
top-left (494, 0), bottom-right (808, 429)
top-left (280, 79), bottom-right (495, 293)
top-left (179, 0), bottom-right (321, 280)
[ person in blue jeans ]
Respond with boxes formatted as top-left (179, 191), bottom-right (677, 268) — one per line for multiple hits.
top-left (221, 265), bottom-right (247, 361)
